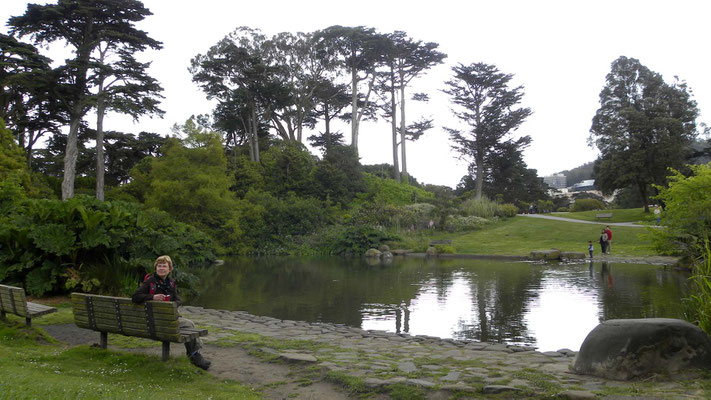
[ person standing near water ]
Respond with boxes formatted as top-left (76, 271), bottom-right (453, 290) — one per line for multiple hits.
top-left (588, 240), bottom-right (594, 258)
top-left (605, 225), bottom-right (612, 254)
top-left (599, 229), bottom-right (608, 255)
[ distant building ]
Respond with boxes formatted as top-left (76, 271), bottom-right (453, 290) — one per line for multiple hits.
top-left (572, 179), bottom-right (595, 191)
top-left (543, 173), bottom-right (567, 189)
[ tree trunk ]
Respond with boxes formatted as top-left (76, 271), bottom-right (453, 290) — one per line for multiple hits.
top-left (475, 152), bottom-right (484, 200)
top-left (350, 65), bottom-right (358, 156)
top-left (252, 107), bottom-right (260, 163)
top-left (399, 73), bottom-right (408, 185)
top-left (639, 183), bottom-right (649, 213)
top-left (95, 96), bottom-right (106, 201)
top-left (324, 102), bottom-right (331, 151)
top-left (61, 107), bottom-right (82, 200)
top-left (390, 66), bottom-right (400, 182)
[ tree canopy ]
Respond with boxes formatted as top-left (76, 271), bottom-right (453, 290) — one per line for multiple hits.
top-left (443, 62), bottom-right (532, 199)
top-left (589, 56), bottom-right (699, 212)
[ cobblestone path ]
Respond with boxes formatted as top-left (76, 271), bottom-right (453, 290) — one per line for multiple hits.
top-left (182, 306), bottom-right (708, 399)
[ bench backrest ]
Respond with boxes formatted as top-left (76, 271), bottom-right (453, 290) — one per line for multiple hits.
top-left (71, 293), bottom-right (182, 342)
top-left (0, 284), bottom-right (28, 317)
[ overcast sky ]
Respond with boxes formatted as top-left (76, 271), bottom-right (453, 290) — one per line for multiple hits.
top-left (3, 0), bottom-right (710, 188)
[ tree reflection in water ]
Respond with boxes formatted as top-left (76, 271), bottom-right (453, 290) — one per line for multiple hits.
top-left (189, 257), bottom-right (689, 351)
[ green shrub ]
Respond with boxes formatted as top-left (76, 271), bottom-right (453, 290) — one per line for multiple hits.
top-left (650, 164), bottom-right (711, 259)
top-left (327, 225), bottom-right (400, 255)
top-left (359, 173), bottom-right (434, 206)
top-left (684, 240), bottom-right (711, 335)
top-left (444, 215), bottom-right (490, 232)
top-left (434, 244), bottom-right (456, 254)
top-left (557, 207), bottom-right (569, 212)
top-left (571, 198), bottom-right (605, 212)
top-left (537, 200), bottom-right (554, 213)
top-left (0, 187), bottom-right (215, 296)
top-left (499, 203), bottom-right (519, 217)
top-left (459, 197), bottom-right (501, 218)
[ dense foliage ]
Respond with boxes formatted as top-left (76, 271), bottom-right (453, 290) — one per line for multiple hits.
top-left (571, 198), bottom-right (606, 212)
top-left (0, 181), bottom-right (215, 296)
top-left (650, 163), bottom-right (711, 259)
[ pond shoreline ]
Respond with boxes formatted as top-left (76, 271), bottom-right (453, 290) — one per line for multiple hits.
top-left (402, 252), bottom-right (680, 266)
top-left (181, 305), bottom-right (707, 398)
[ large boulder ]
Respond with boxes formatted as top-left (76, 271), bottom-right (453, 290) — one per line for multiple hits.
top-left (529, 249), bottom-right (561, 261)
top-left (364, 248), bottom-right (382, 258)
top-left (573, 318), bottom-right (711, 380)
top-left (561, 252), bottom-right (586, 260)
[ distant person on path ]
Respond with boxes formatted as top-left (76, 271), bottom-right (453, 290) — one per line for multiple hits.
top-left (605, 225), bottom-right (612, 254)
top-left (599, 229), bottom-right (608, 255)
top-left (654, 205), bottom-right (662, 225)
top-left (132, 255), bottom-right (211, 370)
top-left (588, 240), bottom-right (594, 258)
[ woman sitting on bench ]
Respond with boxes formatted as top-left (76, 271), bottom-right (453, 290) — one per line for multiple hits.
top-left (132, 255), bottom-right (211, 370)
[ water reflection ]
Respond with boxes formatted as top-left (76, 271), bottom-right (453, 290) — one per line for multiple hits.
top-left (189, 257), bottom-right (689, 351)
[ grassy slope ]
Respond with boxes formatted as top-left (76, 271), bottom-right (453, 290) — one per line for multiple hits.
top-left (430, 216), bottom-right (656, 257)
top-left (549, 208), bottom-right (651, 223)
top-left (0, 319), bottom-right (260, 400)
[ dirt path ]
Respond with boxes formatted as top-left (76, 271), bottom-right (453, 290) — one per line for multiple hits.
top-left (41, 324), bottom-right (353, 400)
top-left (517, 213), bottom-right (654, 227)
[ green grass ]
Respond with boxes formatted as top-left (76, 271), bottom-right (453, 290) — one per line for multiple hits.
top-left (550, 208), bottom-right (652, 223)
top-left (428, 216), bottom-right (656, 257)
top-left (0, 320), bottom-right (260, 400)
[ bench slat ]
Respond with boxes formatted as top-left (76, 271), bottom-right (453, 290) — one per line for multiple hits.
top-left (71, 299), bottom-right (178, 316)
top-left (74, 311), bottom-right (180, 331)
top-left (71, 294), bottom-right (176, 311)
top-left (26, 302), bottom-right (58, 318)
top-left (75, 314), bottom-right (181, 334)
top-left (73, 309), bottom-right (180, 326)
top-left (73, 303), bottom-right (180, 320)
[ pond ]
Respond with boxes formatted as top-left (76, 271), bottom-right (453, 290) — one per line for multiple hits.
top-left (189, 256), bottom-right (690, 351)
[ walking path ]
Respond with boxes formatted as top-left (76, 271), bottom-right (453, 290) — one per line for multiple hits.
top-left (173, 305), bottom-right (708, 399)
top-left (518, 213), bottom-right (654, 227)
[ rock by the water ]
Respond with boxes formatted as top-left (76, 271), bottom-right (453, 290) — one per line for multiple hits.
top-left (390, 249), bottom-right (413, 255)
top-left (426, 246), bottom-right (437, 256)
top-left (381, 251), bottom-right (393, 260)
top-left (378, 244), bottom-right (391, 252)
top-left (364, 248), bottom-right (382, 258)
top-left (561, 252), bottom-right (586, 260)
top-left (530, 249), bottom-right (561, 260)
top-left (573, 318), bottom-right (711, 380)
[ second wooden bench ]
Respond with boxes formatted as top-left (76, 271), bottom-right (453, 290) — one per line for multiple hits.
top-left (71, 293), bottom-right (208, 361)
top-left (0, 284), bottom-right (57, 326)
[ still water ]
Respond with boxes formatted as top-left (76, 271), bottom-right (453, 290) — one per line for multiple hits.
top-left (190, 257), bottom-right (689, 351)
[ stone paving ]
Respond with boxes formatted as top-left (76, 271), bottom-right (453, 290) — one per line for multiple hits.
top-left (182, 306), bottom-right (709, 399)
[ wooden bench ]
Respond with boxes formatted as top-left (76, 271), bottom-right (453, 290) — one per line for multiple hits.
top-left (429, 239), bottom-right (453, 246)
top-left (595, 213), bottom-right (613, 220)
top-left (71, 293), bottom-right (208, 361)
top-left (0, 284), bottom-right (57, 326)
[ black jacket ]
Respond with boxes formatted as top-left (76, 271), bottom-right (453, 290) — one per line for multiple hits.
top-left (131, 273), bottom-right (182, 307)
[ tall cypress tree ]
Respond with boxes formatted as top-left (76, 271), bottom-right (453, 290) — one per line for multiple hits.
top-left (9, 0), bottom-right (160, 200)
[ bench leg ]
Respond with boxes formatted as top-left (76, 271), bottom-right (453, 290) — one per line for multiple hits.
top-left (26, 317), bottom-right (32, 327)
top-left (100, 332), bottom-right (108, 349)
top-left (162, 341), bottom-right (170, 361)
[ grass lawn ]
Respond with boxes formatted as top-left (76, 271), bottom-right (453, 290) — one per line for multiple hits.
top-left (549, 208), bottom-right (653, 223)
top-left (0, 319), bottom-right (260, 400)
top-left (428, 216), bottom-right (656, 257)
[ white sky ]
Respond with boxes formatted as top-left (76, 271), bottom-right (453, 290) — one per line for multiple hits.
top-left (3, 0), bottom-right (710, 188)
